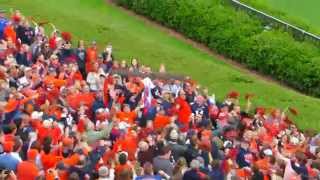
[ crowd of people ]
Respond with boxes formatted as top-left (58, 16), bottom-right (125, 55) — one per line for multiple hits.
top-left (0, 8), bottom-right (320, 180)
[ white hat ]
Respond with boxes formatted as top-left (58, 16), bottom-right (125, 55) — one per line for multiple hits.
top-left (98, 166), bottom-right (109, 177)
top-left (95, 108), bottom-right (106, 114)
top-left (31, 111), bottom-right (43, 120)
top-left (24, 67), bottom-right (32, 72)
top-left (50, 54), bottom-right (58, 60)
top-left (42, 119), bottom-right (52, 128)
top-left (223, 140), bottom-right (233, 148)
top-left (138, 141), bottom-right (149, 151)
top-left (263, 149), bottom-right (273, 156)
top-left (118, 122), bottom-right (130, 130)
top-left (290, 137), bottom-right (299, 145)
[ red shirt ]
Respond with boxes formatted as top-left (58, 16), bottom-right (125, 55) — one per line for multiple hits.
top-left (175, 97), bottom-right (191, 131)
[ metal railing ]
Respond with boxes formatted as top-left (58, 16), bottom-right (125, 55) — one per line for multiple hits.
top-left (229, 0), bottom-right (320, 44)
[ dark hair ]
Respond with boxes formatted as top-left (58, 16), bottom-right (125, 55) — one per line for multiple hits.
top-left (30, 141), bottom-right (41, 152)
top-left (13, 117), bottom-right (22, 129)
top-left (43, 136), bottom-right (52, 147)
top-left (269, 156), bottom-right (276, 165)
top-left (62, 148), bottom-right (71, 158)
top-left (43, 143), bottom-right (51, 154)
top-left (190, 135), bottom-right (198, 147)
top-left (4, 124), bottom-right (17, 134)
top-left (130, 59), bottom-right (139, 68)
top-left (160, 145), bottom-right (171, 156)
top-left (118, 153), bottom-right (127, 165)
top-left (315, 147), bottom-right (320, 155)
top-left (295, 151), bottom-right (307, 164)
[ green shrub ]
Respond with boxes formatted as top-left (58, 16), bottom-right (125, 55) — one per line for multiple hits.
top-left (114, 0), bottom-right (320, 97)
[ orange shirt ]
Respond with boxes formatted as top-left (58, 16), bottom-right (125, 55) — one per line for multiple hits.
top-left (116, 111), bottom-right (137, 124)
top-left (255, 158), bottom-right (270, 171)
top-left (41, 152), bottom-right (62, 171)
top-left (48, 106), bottom-right (62, 120)
top-left (62, 153), bottom-right (80, 166)
top-left (3, 25), bottom-right (16, 43)
top-left (112, 134), bottom-right (138, 161)
top-left (4, 134), bottom-right (15, 142)
top-left (85, 47), bottom-right (97, 73)
top-left (66, 92), bottom-right (95, 110)
top-left (37, 126), bottom-right (62, 145)
top-left (126, 81), bottom-right (144, 94)
top-left (153, 114), bottom-right (170, 130)
top-left (17, 161), bottom-right (39, 180)
top-left (86, 47), bottom-right (97, 62)
top-left (236, 168), bottom-right (251, 178)
top-left (5, 94), bottom-right (37, 113)
top-left (115, 163), bottom-right (132, 178)
top-left (45, 170), bottom-right (69, 180)
top-left (44, 75), bottom-right (66, 88)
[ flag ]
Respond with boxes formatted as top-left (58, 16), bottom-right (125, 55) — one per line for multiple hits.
top-left (142, 77), bottom-right (155, 114)
top-left (227, 90), bottom-right (240, 99)
top-left (289, 107), bottom-right (299, 116)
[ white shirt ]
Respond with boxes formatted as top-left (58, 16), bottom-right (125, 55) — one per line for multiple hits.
top-left (11, 152), bottom-right (22, 162)
top-left (87, 72), bottom-right (100, 91)
top-left (99, 169), bottom-right (115, 180)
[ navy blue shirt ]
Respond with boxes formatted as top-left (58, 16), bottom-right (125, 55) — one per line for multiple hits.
top-left (236, 147), bottom-right (250, 168)
top-left (209, 167), bottom-right (224, 180)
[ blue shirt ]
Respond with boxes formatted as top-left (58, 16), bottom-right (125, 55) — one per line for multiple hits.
top-left (0, 18), bottom-right (8, 39)
top-left (0, 153), bottom-right (20, 171)
top-left (209, 168), bottom-right (224, 180)
top-left (135, 175), bottom-right (162, 180)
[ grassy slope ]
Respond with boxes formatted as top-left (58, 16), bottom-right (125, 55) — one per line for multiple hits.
top-left (268, 0), bottom-right (320, 29)
top-left (240, 0), bottom-right (320, 35)
top-left (1, 0), bottom-right (320, 130)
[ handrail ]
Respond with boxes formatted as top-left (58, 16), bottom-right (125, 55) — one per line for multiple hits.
top-left (230, 0), bottom-right (320, 43)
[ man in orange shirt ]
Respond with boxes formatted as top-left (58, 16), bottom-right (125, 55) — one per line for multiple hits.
top-left (115, 152), bottom-right (133, 179)
top-left (85, 41), bottom-right (98, 73)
